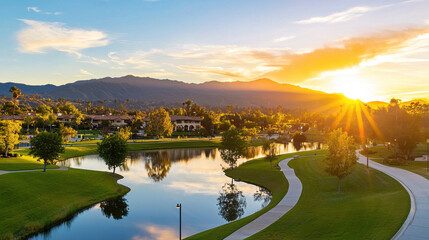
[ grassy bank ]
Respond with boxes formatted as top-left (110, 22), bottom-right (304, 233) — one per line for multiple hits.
top-left (186, 150), bottom-right (323, 240)
top-left (247, 155), bottom-right (410, 239)
top-left (0, 169), bottom-right (129, 240)
top-left (367, 144), bottom-right (429, 179)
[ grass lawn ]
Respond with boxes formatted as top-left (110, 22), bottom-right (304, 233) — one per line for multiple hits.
top-left (0, 155), bottom-right (59, 171)
top-left (367, 144), bottom-right (429, 180)
top-left (248, 155), bottom-right (410, 240)
top-left (0, 169), bottom-right (129, 240)
top-left (186, 150), bottom-right (323, 240)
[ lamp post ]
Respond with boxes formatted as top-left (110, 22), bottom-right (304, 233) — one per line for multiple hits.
top-left (176, 203), bottom-right (182, 240)
top-left (366, 141), bottom-right (370, 169)
top-left (426, 139), bottom-right (429, 172)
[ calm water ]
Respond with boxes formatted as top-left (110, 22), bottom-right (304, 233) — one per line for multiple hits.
top-left (29, 142), bottom-right (323, 240)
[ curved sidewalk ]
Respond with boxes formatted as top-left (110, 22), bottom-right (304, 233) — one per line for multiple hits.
top-left (224, 157), bottom-right (302, 240)
top-left (357, 152), bottom-right (429, 240)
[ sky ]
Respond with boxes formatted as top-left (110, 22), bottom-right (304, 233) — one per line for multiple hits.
top-left (0, 0), bottom-right (429, 102)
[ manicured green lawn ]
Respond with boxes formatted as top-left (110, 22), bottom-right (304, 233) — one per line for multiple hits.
top-left (248, 155), bottom-right (410, 240)
top-left (0, 169), bottom-right (129, 240)
top-left (0, 155), bottom-right (59, 171)
top-left (186, 150), bottom-right (323, 240)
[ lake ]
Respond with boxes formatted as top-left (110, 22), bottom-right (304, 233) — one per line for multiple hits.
top-left (29, 142), bottom-right (323, 240)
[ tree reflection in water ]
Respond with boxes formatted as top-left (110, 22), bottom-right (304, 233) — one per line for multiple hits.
top-left (253, 187), bottom-right (272, 208)
top-left (217, 181), bottom-right (247, 222)
top-left (292, 141), bottom-right (303, 151)
top-left (100, 196), bottom-right (129, 220)
top-left (144, 151), bottom-right (172, 182)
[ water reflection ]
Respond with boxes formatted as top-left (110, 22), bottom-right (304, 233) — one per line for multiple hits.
top-left (37, 143), bottom-right (324, 240)
top-left (144, 152), bottom-right (172, 182)
top-left (253, 187), bottom-right (272, 208)
top-left (217, 181), bottom-right (247, 222)
top-left (100, 196), bottom-right (129, 220)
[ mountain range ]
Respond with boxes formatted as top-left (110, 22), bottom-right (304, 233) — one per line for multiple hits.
top-left (0, 75), bottom-right (348, 110)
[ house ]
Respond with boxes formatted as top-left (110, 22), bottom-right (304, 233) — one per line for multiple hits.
top-left (56, 113), bottom-right (75, 123)
top-left (85, 114), bottom-right (132, 128)
top-left (144, 115), bottom-right (202, 132)
top-left (170, 115), bottom-right (202, 131)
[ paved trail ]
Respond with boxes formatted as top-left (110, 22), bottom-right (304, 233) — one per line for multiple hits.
top-left (0, 166), bottom-right (69, 175)
top-left (224, 157), bottom-right (302, 240)
top-left (357, 152), bottom-right (429, 240)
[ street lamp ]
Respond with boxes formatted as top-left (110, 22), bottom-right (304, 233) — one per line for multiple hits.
top-left (176, 203), bottom-right (182, 240)
top-left (426, 139), bottom-right (429, 172)
top-left (366, 140), bottom-right (370, 169)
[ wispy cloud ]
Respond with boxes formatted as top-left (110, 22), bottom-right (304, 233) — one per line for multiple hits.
top-left (296, 0), bottom-right (420, 24)
top-left (17, 19), bottom-right (109, 56)
top-left (27, 6), bottom-right (61, 15)
top-left (80, 69), bottom-right (96, 77)
top-left (296, 6), bottom-right (379, 24)
top-left (273, 35), bottom-right (295, 43)
top-left (27, 7), bottom-right (41, 13)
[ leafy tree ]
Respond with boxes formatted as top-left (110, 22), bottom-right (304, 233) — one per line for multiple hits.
top-left (97, 134), bottom-right (128, 174)
top-left (0, 120), bottom-right (22, 156)
top-left (117, 126), bottom-right (132, 140)
top-left (220, 126), bottom-right (247, 169)
top-left (9, 86), bottom-right (21, 115)
top-left (2, 101), bottom-right (20, 115)
top-left (47, 114), bottom-right (57, 131)
top-left (146, 107), bottom-right (173, 138)
top-left (29, 132), bottom-right (65, 172)
top-left (323, 129), bottom-right (358, 193)
top-left (263, 139), bottom-right (277, 168)
top-left (58, 123), bottom-right (77, 142)
top-left (23, 115), bottom-right (34, 132)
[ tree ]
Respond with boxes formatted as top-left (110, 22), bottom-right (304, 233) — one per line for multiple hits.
top-left (220, 126), bottom-right (247, 169)
top-left (97, 134), bottom-right (128, 174)
top-left (47, 114), bottom-right (57, 131)
top-left (263, 139), bottom-right (277, 168)
top-left (29, 132), bottom-right (65, 172)
top-left (323, 129), bottom-right (358, 193)
top-left (23, 115), bottom-right (34, 132)
top-left (58, 123), bottom-right (77, 142)
top-left (9, 86), bottom-right (21, 115)
top-left (0, 120), bottom-right (22, 156)
top-left (146, 108), bottom-right (173, 138)
top-left (117, 126), bottom-right (132, 140)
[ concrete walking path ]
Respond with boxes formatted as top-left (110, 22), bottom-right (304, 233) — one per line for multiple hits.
top-left (0, 166), bottom-right (69, 175)
top-left (357, 152), bottom-right (429, 240)
top-left (224, 157), bottom-right (302, 240)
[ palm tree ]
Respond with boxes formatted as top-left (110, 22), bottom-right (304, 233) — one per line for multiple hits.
top-left (9, 86), bottom-right (21, 115)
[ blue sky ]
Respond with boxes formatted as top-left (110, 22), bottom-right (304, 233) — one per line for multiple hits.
top-left (1, 0), bottom-right (429, 101)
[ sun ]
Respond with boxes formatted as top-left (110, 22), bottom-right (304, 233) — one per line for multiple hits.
top-left (332, 77), bottom-right (375, 101)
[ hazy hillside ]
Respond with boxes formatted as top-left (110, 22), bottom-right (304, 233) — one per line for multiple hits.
top-left (43, 75), bottom-right (348, 110)
top-left (0, 82), bottom-right (56, 96)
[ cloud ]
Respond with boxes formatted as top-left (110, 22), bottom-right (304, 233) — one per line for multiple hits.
top-left (265, 28), bottom-right (429, 83)
top-left (27, 7), bottom-right (41, 13)
top-left (17, 19), bottom-right (109, 56)
top-left (296, 6), bottom-right (379, 24)
top-left (27, 6), bottom-right (61, 15)
top-left (80, 69), bottom-right (96, 77)
top-left (133, 224), bottom-right (177, 240)
top-left (296, 0), bottom-right (420, 24)
top-left (178, 66), bottom-right (245, 78)
top-left (273, 35), bottom-right (295, 43)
